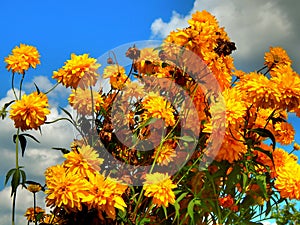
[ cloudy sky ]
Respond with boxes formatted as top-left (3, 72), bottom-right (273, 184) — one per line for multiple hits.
top-left (0, 0), bottom-right (299, 224)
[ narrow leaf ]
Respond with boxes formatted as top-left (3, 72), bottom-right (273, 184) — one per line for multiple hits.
top-left (22, 133), bottom-right (40, 143)
top-left (3, 100), bottom-right (15, 109)
top-left (5, 168), bottom-right (16, 186)
top-left (52, 147), bottom-right (70, 154)
top-left (18, 135), bottom-right (27, 157)
top-left (251, 128), bottom-right (276, 150)
top-left (59, 106), bottom-right (73, 120)
top-left (34, 83), bottom-right (41, 94)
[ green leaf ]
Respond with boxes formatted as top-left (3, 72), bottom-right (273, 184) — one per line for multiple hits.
top-left (11, 169), bottom-right (20, 196)
top-left (162, 205), bottom-right (168, 219)
top-left (5, 168), bottom-right (16, 186)
top-left (187, 199), bottom-right (196, 223)
top-left (52, 147), bottom-right (70, 154)
top-left (20, 169), bottom-right (26, 186)
top-left (256, 174), bottom-right (267, 199)
top-left (34, 83), bottom-right (41, 94)
top-left (59, 106), bottom-right (73, 120)
top-left (13, 134), bottom-right (28, 157)
top-left (36, 212), bottom-right (44, 222)
top-left (250, 128), bottom-right (276, 150)
top-left (21, 133), bottom-right (40, 143)
top-left (3, 100), bottom-right (15, 109)
top-left (176, 192), bottom-right (188, 203)
top-left (176, 136), bottom-right (195, 142)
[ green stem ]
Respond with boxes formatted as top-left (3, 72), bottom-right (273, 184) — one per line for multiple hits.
top-left (34, 193), bottom-right (37, 225)
top-left (12, 192), bottom-right (16, 225)
top-left (12, 128), bottom-right (20, 225)
top-left (11, 73), bottom-right (18, 100)
top-left (45, 82), bottom-right (59, 95)
top-left (19, 73), bottom-right (25, 99)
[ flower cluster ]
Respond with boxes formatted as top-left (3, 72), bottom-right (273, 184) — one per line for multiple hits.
top-left (2, 9), bottom-right (300, 225)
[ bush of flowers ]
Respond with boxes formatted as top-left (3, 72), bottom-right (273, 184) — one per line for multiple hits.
top-left (2, 10), bottom-right (300, 225)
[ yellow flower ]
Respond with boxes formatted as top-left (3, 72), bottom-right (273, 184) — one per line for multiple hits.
top-left (134, 48), bottom-right (160, 74)
top-left (294, 142), bottom-right (300, 151)
top-left (142, 92), bottom-right (175, 127)
top-left (210, 87), bottom-right (247, 130)
top-left (236, 72), bottom-right (280, 109)
top-left (27, 183), bottom-right (42, 193)
top-left (207, 132), bottom-right (247, 163)
top-left (275, 162), bottom-right (300, 200)
top-left (143, 172), bottom-right (177, 207)
top-left (264, 46), bottom-right (292, 69)
top-left (82, 171), bottom-right (127, 220)
top-left (153, 141), bottom-right (177, 166)
top-left (9, 92), bottom-right (50, 131)
top-left (270, 65), bottom-right (300, 111)
top-left (24, 207), bottom-right (45, 222)
top-left (53, 53), bottom-right (100, 89)
top-left (68, 88), bottom-right (104, 115)
top-left (63, 144), bottom-right (104, 177)
top-left (103, 64), bottom-right (129, 89)
top-left (273, 122), bottom-right (295, 145)
top-left (5, 43), bottom-right (40, 74)
top-left (45, 165), bottom-right (90, 211)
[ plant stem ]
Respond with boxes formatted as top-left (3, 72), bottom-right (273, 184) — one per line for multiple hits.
top-left (11, 73), bottom-right (18, 100)
top-left (12, 128), bottom-right (20, 225)
top-left (19, 73), bottom-right (25, 99)
top-left (34, 193), bottom-right (37, 225)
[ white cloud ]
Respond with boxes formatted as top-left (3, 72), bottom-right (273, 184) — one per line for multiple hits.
top-left (0, 90), bottom-right (75, 223)
top-left (150, 0), bottom-right (300, 72)
top-left (0, 186), bottom-right (48, 225)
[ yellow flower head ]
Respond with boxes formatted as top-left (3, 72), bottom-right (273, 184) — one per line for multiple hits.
top-left (143, 172), bottom-right (177, 207)
top-left (274, 122), bottom-right (295, 145)
top-left (208, 132), bottom-right (247, 163)
top-left (275, 162), bottom-right (300, 200)
top-left (68, 88), bottom-right (104, 115)
top-left (236, 72), bottom-right (280, 109)
top-left (264, 46), bottom-right (292, 69)
top-left (5, 43), bottom-right (40, 74)
top-left (45, 165), bottom-right (90, 211)
top-left (142, 92), bottom-right (175, 127)
top-left (53, 53), bottom-right (100, 89)
top-left (270, 65), bottom-right (300, 111)
top-left (24, 207), bottom-right (45, 222)
top-left (64, 144), bottom-right (104, 177)
top-left (153, 141), bottom-right (177, 166)
top-left (134, 48), bottom-right (160, 74)
top-left (9, 92), bottom-right (50, 131)
top-left (27, 183), bottom-right (42, 193)
top-left (103, 64), bottom-right (129, 89)
top-left (82, 171), bottom-right (127, 220)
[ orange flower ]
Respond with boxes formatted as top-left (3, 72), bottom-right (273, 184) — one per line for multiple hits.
top-left (24, 207), bottom-right (45, 222)
top-left (102, 64), bottom-right (129, 89)
top-left (53, 53), bottom-right (100, 89)
top-left (273, 122), bottom-right (295, 145)
top-left (64, 144), bottom-right (104, 177)
top-left (142, 92), bottom-right (175, 127)
top-left (218, 194), bottom-right (234, 208)
top-left (264, 46), bottom-right (292, 69)
top-left (5, 43), bottom-right (40, 74)
top-left (45, 165), bottom-right (90, 211)
top-left (153, 141), bottom-right (177, 166)
top-left (275, 162), bottom-right (300, 200)
top-left (236, 72), bottom-right (280, 109)
top-left (143, 172), bottom-right (177, 207)
top-left (82, 171), bottom-right (127, 220)
top-left (9, 92), bottom-right (50, 131)
top-left (68, 88), bottom-right (104, 115)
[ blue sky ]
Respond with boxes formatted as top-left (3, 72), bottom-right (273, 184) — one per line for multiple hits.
top-left (1, 0), bottom-right (300, 224)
